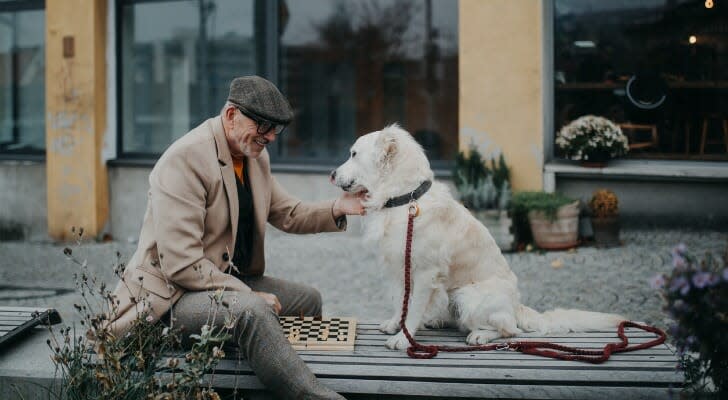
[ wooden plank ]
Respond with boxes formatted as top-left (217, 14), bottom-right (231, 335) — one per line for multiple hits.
top-left (214, 356), bottom-right (676, 371)
top-left (203, 374), bottom-right (674, 399)
top-left (355, 333), bottom-right (664, 344)
top-left (218, 349), bottom-right (679, 363)
top-left (208, 362), bottom-right (683, 384)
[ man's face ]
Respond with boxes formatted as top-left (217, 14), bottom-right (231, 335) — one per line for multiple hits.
top-left (225, 106), bottom-right (277, 159)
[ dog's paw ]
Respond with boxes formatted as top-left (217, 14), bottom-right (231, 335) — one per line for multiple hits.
top-left (379, 318), bottom-right (400, 334)
top-left (385, 332), bottom-right (411, 351)
top-left (466, 330), bottom-right (500, 345)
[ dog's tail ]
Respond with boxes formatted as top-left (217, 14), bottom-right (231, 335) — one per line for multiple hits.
top-left (515, 304), bottom-right (624, 334)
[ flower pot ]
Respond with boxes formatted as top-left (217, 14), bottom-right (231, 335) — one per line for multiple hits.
top-left (580, 151), bottom-right (610, 168)
top-left (472, 209), bottom-right (515, 251)
top-left (527, 201), bottom-right (580, 250)
top-left (591, 216), bottom-right (620, 247)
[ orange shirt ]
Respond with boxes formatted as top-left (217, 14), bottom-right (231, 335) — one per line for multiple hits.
top-left (232, 159), bottom-right (244, 183)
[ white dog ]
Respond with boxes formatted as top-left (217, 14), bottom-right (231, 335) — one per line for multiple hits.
top-left (331, 124), bottom-right (625, 351)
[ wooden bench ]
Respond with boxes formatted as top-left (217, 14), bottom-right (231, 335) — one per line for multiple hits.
top-left (201, 321), bottom-right (683, 399)
top-left (0, 306), bottom-right (62, 351)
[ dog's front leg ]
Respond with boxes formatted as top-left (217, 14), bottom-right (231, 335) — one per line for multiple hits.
top-left (379, 282), bottom-right (403, 334)
top-left (385, 270), bottom-right (437, 351)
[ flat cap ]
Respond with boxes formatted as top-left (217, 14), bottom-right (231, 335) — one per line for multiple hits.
top-left (227, 76), bottom-right (294, 124)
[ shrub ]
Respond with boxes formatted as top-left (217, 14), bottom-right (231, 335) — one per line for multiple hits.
top-left (47, 228), bottom-right (233, 400)
top-left (453, 145), bottom-right (511, 211)
top-left (649, 243), bottom-right (728, 397)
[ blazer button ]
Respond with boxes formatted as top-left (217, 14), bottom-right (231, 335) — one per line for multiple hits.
top-left (222, 252), bottom-right (229, 262)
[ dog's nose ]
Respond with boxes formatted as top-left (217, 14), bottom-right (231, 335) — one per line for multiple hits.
top-left (330, 169), bottom-right (337, 181)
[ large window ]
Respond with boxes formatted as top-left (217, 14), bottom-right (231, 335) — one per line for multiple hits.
top-left (119, 0), bottom-right (260, 156)
top-left (274, 0), bottom-right (459, 164)
top-left (119, 0), bottom-right (459, 164)
top-left (554, 0), bottom-right (728, 161)
top-left (0, 0), bottom-right (45, 156)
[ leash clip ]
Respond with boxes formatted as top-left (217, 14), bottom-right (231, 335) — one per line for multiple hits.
top-left (408, 200), bottom-right (420, 217)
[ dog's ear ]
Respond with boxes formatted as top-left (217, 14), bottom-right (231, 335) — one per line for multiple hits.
top-left (376, 131), bottom-right (397, 167)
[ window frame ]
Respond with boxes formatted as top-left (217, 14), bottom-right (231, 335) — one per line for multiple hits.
top-left (0, 0), bottom-right (46, 160)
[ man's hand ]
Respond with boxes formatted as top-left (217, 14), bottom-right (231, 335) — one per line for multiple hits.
top-left (253, 291), bottom-right (281, 314)
top-left (333, 191), bottom-right (367, 218)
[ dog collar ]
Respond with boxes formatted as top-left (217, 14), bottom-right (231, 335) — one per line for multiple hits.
top-left (383, 180), bottom-right (432, 208)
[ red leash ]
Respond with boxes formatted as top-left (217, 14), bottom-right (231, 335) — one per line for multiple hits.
top-left (398, 205), bottom-right (666, 362)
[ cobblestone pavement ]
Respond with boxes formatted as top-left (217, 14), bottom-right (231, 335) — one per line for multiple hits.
top-left (1, 227), bottom-right (725, 333)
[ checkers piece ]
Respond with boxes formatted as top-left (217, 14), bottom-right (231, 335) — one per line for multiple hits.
top-left (279, 316), bottom-right (356, 351)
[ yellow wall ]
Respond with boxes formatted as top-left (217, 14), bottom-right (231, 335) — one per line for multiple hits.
top-left (460, 0), bottom-right (544, 190)
top-left (45, 0), bottom-right (108, 240)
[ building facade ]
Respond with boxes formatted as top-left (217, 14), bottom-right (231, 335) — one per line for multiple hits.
top-left (1, 0), bottom-right (726, 241)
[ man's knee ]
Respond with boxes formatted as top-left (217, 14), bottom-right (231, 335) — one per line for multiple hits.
top-left (302, 286), bottom-right (322, 316)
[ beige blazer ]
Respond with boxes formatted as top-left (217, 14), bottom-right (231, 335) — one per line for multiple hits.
top-left (109, 117), bottom-right (343, 335)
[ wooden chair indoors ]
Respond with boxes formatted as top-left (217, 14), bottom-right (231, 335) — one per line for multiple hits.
top-left (699, 113), bottom-right (728, 155)
top-left (618, 123), bottom-right (659, 150)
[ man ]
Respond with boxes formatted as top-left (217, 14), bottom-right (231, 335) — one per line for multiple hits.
top-left (109, 76), bottom-right (363, 399)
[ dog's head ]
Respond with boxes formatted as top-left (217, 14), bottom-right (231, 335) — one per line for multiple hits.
top-left (330, 124), bottom-right (433, 208)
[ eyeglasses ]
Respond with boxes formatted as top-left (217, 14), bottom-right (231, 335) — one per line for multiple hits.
top-left (234, 105), bottom-right (287, 136)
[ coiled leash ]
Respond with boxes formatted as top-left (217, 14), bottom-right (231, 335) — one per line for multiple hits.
top-left (398, 201), bottom-right (666, 362)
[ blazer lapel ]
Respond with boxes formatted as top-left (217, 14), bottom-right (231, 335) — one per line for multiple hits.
top-left (211, 117), bottom-right (239, 247)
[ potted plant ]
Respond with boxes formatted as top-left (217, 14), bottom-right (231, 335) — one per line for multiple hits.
top-left (453, 145), bottom-right (514, 251)
top-left (510, 191), bottom-right (579, 250)
top-left (589, 189), bottom-right (621, 247)
top-left (556, 115), bottom-right (630, 167)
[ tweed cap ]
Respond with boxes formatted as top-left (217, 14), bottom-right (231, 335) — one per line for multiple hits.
top-left (227, 76), bottom-right (293, 124)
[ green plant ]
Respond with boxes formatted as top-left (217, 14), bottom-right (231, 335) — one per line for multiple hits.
top-left (453, 145), bottom-right (511, 211)
top-left (556, 115), bottom-right (629, 161)
top-left (47, 227), bottom-right (233, 400)
top-left (510, 191), bottom-right (576, 221)
top-left (649, 243), bottom-right (728, 398)
top-left (589, 189), bottom-right (619, 218)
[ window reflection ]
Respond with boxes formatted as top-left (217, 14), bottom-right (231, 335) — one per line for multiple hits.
top-left (276, 0), bottom-right (459, 163)
top-left (120, 0), bottom-right (257, 155)
top-left (0, 8), bottom-right (45, 155)
top-left (554, 0), bottom-right (728, 161)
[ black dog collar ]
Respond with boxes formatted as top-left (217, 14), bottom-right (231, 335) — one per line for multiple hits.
top-left (383, 180), bottom-right (433, 208)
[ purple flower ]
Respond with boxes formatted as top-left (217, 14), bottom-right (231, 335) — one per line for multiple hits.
top-left (707, 273), bottom-right (721, 287)
top-left (691, 272), bottom-right (712, 289)
top-left (668, 276), bottom-right (689, 294)
top-left (671, 244), bottom-right (688, 269)
top-left (675, 243), bottom-right (687, 256)
top-left (648, 274), bottom-right (666, 290)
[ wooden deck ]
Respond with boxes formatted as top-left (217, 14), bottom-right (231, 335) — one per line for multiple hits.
top-left (204, 321), bottom-right (683, 399)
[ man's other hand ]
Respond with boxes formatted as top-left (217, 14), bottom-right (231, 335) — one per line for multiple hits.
top-left (333, 191), bottom-right (366, 217)
top-left (253, 291), bottom-right (282, 314)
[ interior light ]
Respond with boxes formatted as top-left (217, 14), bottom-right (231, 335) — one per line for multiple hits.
top-left (705, 0), bottom-right (714, 9)
top-left (689, 35), bottom-right (697, 44)
top-left (574, 41), bottom-right (596, 48)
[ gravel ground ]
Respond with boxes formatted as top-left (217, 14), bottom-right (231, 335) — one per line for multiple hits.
top-left (0, 226), bottom-right (725, 332)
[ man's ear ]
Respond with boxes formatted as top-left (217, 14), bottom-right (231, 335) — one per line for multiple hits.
top-left (376, 131), bottom-right (397, 167)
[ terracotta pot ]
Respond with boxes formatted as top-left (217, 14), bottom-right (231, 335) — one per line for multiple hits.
top-left (527, 201), bottom-right (580, 250)
top-left (591, 216), bottom-right (620, 247)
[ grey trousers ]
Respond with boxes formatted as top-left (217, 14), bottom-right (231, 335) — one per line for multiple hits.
top-left (170, 275), bottom-right (345, 400)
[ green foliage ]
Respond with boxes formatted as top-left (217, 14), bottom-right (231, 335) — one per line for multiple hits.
top-left (453, 145), bottom-right (511, 210)
top-left (650, 244), bottom-right (728, 398)
top-left (47, 229), bottom-right (232, 400)
top-left (509, 191), bottom-right (576, 221)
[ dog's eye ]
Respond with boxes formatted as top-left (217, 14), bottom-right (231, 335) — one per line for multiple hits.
top-left (351, 151), bottom-right (356, 158)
